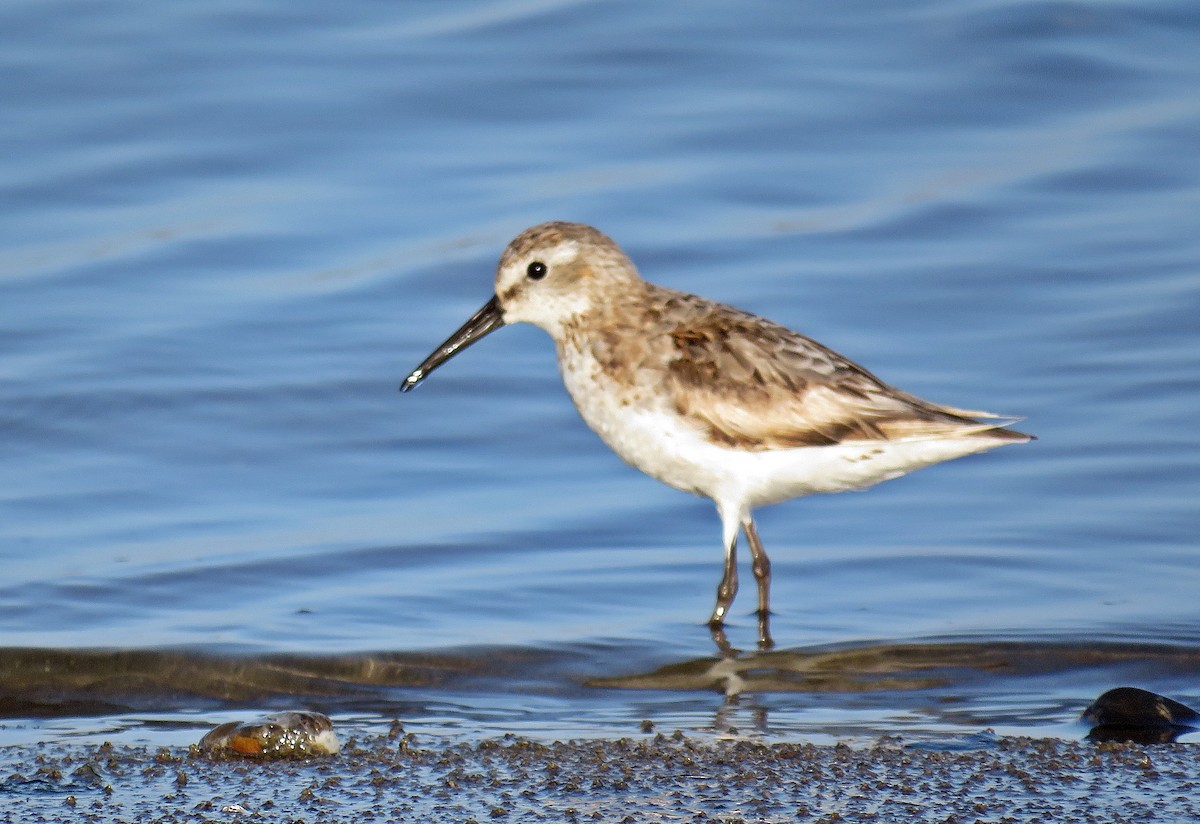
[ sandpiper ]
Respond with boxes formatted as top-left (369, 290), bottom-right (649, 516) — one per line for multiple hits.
top-left (402, 222), bottom-right (1031, 644)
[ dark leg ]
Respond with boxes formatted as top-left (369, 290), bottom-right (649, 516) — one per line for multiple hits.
top-left (708, 533), bottom-right (738, 627)
top-left (708, 509), bottom-right (740, 627)
top-left (743, 515), bottom-right (774, 649)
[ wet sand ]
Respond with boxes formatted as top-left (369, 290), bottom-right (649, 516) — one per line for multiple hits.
top-left (3, 731), bottom-right (1196, 822)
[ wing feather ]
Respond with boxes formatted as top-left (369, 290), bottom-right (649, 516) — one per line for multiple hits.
top-left (649, 290), bottom-right (1027, 450)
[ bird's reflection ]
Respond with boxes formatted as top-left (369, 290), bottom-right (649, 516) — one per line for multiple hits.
top-left (591, 634), bottom-right (954, 698)
top-left (709, 611), bottom-right (774, 656)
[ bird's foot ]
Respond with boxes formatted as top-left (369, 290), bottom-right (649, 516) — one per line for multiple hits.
top-left (756, 610), bottom-right (775, 651)
top-left (708, 620), bottom-right (736, 657)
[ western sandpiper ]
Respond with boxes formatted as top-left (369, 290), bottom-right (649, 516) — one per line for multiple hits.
top-left (402, 222), bottom-right (1031, 645)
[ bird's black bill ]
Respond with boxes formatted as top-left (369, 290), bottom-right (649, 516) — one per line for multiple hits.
top-left (401, 294), bottom-right (506, 392)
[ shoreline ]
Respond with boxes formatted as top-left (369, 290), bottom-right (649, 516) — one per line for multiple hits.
top-left (2, 731), bottom-right (1196, 822)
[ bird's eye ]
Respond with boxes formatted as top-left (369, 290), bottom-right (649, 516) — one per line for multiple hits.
top-left (526, 261), bottom-right (548, 280)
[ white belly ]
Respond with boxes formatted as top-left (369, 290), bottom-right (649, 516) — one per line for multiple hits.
top-left (557, 349), bottom-right (1013, 510)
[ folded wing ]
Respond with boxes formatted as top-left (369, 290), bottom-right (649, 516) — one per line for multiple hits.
top-left (657, 292), bottom-right (1029, 451)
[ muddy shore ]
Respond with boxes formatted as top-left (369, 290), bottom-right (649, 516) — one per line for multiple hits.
top-left (3, 731), bottom-right (1196, 822)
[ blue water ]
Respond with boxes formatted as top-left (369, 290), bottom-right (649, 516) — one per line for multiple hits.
top-left (2, 0), bottom-right (1199, 748)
